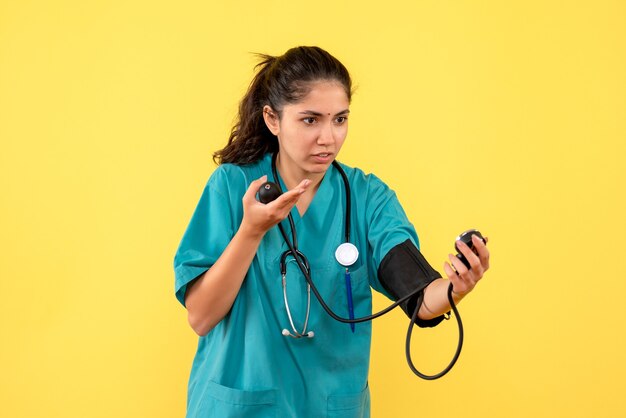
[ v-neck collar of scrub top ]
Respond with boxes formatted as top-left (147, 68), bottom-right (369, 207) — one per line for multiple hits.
top-left (271, 160), bottom-right (335, 224)
top-left (267, 154), bottom-right (344, 273)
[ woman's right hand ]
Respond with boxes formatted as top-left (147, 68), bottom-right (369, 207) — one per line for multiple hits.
top-left (186, 173), bottom-right (310, 336)
top-left (239, 175), bottom-right (311, 238)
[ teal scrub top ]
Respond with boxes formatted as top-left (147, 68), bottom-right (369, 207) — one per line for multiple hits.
top-left (174, 153), bottom-right (421, 418)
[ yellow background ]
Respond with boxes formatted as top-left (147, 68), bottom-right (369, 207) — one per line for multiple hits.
top-left (1, 1), bottom-right (625, 417)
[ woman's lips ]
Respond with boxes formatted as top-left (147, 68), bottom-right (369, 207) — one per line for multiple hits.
top-left (312, 153), bottom-right (333, 163)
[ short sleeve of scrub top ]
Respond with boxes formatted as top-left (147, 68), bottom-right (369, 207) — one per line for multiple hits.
top-left (350, 172), bottom-right (421, 292)
top-left (173, 166), bottom-right (243, 307)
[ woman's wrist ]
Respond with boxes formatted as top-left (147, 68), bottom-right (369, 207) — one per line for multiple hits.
top-left (450, 286), bottom-right (470, 302)
top-left (237, 220), bottom-right (266, 241)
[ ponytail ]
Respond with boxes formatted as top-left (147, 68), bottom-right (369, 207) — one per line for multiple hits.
top-left (213, 54), bottom-right (278, 165)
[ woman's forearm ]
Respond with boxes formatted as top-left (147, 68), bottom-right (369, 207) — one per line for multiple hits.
top-left (184, 176), bottom-right (310, 337)
top-left (184, 223), bottom-right (264, 336)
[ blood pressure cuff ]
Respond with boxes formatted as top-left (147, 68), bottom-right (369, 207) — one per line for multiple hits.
top-left (378, 239), bottom-right (447, 328)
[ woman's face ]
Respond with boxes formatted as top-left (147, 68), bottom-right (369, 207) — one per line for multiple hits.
top-left (264, 80), bottom-right (350, 179)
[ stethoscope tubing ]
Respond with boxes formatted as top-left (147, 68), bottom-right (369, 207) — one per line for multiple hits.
top-left (278, 221), bottom-right (429, 323)
top-left (277, 198), bottom-right (463, 378)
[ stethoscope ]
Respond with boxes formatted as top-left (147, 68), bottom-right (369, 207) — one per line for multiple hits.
top-left (266, 152), bottom-right (358, 339)
top-left (260, 152), bottom-right (466, 379)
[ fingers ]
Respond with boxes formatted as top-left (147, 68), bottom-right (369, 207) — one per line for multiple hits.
top-left (472, 234), bottom-right (490, 270)
top-left (443, 261), bottom-right (461, 283)
top-left (455, 239), bottom-right (483, 275)
top-left (269, 179), bottom-right (311, 212)
top-left (243, 175), bottom-right (268, 203)
top-left (243, 176), bottom-right (310, 210)
top-left (443, 260), bottom-right (470, 296)
top-left (242, 176), bottom-right (312, 232)
top-left (446, 255), bottom-right (477, 296)
top-left (448, 253), bottom-right (471, 278)
top-left (447, 234), bottom-right (491, 295)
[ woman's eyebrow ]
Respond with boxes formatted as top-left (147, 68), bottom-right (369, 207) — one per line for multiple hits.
top-left (298, 109), bottom-right (350, 116)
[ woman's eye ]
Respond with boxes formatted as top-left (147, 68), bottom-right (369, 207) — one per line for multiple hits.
top-left (335, 116), bottom-right (348, 124)
top-left (303, 117), bottom-right (316, 124)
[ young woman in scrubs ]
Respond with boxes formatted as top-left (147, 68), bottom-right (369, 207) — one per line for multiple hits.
top-left (174, 46), bottom-right (490, 418)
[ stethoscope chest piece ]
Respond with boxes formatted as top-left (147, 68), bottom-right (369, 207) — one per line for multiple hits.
top-left (335, 242), bottom-right (359, 267)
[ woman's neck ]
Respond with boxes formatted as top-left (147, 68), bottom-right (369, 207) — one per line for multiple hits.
top-left (275, 153), bottom-right (325, 192)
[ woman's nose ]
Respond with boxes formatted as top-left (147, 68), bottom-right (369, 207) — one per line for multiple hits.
top-left (317, 123), bottom-right (335, 145)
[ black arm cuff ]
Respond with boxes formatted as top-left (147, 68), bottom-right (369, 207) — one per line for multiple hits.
top-left (377, 239), bottom-right (447, 328)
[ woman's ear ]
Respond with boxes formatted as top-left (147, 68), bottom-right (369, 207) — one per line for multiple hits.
top-left (262, 105), bottom-right (280, 136)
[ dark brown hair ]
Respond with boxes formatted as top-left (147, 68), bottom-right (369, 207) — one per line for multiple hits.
top-left (213, 46), bottom-right (353, 165)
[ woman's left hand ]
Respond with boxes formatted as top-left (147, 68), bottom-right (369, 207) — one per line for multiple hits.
top-left (443, 235), bottom-right (490, 297)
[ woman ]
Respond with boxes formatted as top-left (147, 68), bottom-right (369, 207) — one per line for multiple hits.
top-left (174, 46), bottom-right (489, 417)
